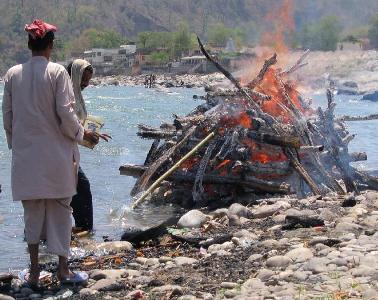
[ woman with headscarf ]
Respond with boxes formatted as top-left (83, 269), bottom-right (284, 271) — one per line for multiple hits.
top-left (67, 59), bottom-right (110, 232)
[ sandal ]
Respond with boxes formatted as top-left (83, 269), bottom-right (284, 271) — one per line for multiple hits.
top-left (59, 271), bottom-right (88, 285)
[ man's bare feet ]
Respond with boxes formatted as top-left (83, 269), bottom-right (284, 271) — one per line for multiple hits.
top-left (28, 267), bottom-right (40, 287)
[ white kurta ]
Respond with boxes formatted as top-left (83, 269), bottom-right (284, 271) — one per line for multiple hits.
top-left (2, 56), bottom-right (84, 201)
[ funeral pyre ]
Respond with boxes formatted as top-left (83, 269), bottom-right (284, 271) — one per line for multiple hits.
top-left (120, 39), bottom-right (378, 209)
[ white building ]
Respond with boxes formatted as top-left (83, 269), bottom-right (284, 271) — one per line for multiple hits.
top-left (83, 45), bottom-right (136, 74)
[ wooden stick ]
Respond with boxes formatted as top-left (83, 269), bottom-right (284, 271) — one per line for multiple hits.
top-left (247, 53), bottom-right (277, 89)
top-left (132, 131), bottom-right (216, 209)
top-left (131, 126), bottom-right (196, 196)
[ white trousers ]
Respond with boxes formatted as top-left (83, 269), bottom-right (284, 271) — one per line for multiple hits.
top-left (22, 198), bottom-right (72, 258)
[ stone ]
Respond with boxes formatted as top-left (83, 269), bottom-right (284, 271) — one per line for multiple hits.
top-left (257, 269), bottom-right (275, 282)
top-left (351, 267), bottom-right (378, 277)
top-left (93, 269), bottom-right (128, 281)
top-left (208, 242), bottom-right (235, 253)
top-left (151, 285), bottom-right (183, 296)
top-left (303, 257), bottom-right (329, 274)
top-left (266, 256), bottom-right (291, 269)
top-left (363, 288), bottom-right (378, 300)
top-left (278, 270), bottom-right (294, 281)
top-left (174, 257), bottom-right (198, 266)
top-left (159, 256), bottom-right (172, 263)
top-left (0, 295), bottom-right (15, 300)
top-left (210, 208), bottom-right (228, 218)
top-left (292, 271), bottom-right (310, 281)
top-left (125, 289), bottom-right (144, 299)
top-left (224, 290), bottom-right (239, 298)
top-left (20, 287), bottom-right (33, 297)
top-left (145, 258), bottom-right (159, 266)
top-left (89, 269), bottom-right (107, 280)
top-left (241, 278), bottom-right (266, 292)
top-left (90, 279), bottom-right (123, 291)
top-left (28, 294), bottom-right (42, 299)
top-left (252, 202), bottom-right (290, 218)
top-left (334, 222), bottom-right (362, 233)
top-left (246, 254), bottom-right (263, 265)
top-left (96, 241), bottom-right (133, 252)
top-left (79, 288), bottom-right (98, 298)
top-left (233, 229), bottom-right (258, 240)
top-left (178, 296), bottom-right (198, 300)
top-left (57, 290), bottom-right (73, 299)
top-left (212, 250), bottom-right (231, 256)
top-left (285, 247), bottom-right (313, 262)
top-left (135, 257), bottom-right (148, 265)
top-left (129, 276), bottom-right (154, 286)
top-left (220, 282), bottom-right (238, 289)
top-left (228, 203), bottom-right (252, 218)
top-left (178, 210), bottom-right (209, 228)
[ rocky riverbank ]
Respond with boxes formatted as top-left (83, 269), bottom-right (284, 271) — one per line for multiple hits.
top-left (2, 190), bottom-right (378, 299)
top-left (282, 50), bottom-right (378, 97)
top-left (89, 74), bottom-right (226, 90)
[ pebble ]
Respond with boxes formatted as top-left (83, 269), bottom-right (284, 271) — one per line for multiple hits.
top-left (285, 247), bottom-right (313, 262)
top-left (96, 241), bottom-right (133, 252)
top-left (303, 257), bottom-right (329, 274)
top-left (174, 257), bottom-right (198, 266)
top-left (90, 279), bottom-right (123, 291)
top-left (125, 289), bottom-right (144, 299)
top-left (208, 241), bottom-right (235, 253)
top-left (178, 210), bottom-right (209, 228)
top-left (151, 285), bottom-right (183, 296)
top-left (247, 253), bottom-right (263, 262)
top-left (0, 295), bottom-right (15, 300)
top-left (265, 255), bottom-right (291, 269)
top-left (228, 203), bottom-right (252, 218)
top-left (252, 202), bottom-right (290, 218)
top-left (220, 282), bottom-right (238, 289)
top-left (159, 256), bottom-right (172, 263)
top-left (257, 268), bottom-right (275, 281)
top-left (79, 288), bottom-right (98, 298)
top-left (20, 288), bottom-right (33, 297)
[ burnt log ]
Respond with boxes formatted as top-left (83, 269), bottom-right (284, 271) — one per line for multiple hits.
top-left (246, 130), bottom-right (301, 148)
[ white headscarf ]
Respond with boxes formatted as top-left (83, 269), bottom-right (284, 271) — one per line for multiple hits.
top-left (71, 59), bottom-right (91, 122)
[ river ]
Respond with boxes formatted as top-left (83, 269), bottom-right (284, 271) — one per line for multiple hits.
top-left (0, 84), bottom-right (377, 272)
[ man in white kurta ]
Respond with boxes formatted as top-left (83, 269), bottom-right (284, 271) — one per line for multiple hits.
top-left (2, 19), bottom-right (94, 286)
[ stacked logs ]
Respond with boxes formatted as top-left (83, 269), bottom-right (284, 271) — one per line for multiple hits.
top-left (120, 38), bottom-right (378, 207)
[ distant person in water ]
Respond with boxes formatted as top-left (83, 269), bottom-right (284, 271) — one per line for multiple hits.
top-left (66, 59), bottom-right (110, 232)
top-left (2, 19), bottom-right (96, 287)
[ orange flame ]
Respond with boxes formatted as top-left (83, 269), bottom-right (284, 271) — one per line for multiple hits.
top-left (260, 0), bottom-right (295, 54)
top-left (220, 111), bottom-right (252, 129)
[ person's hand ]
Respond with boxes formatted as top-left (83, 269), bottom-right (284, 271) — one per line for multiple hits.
top-left (96, 132), bottom-right (112, 142)
top-left (83, 130), bottom-right (99, 145)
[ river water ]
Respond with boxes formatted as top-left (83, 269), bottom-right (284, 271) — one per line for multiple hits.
top-left (0, 84), bottom-right (377, 272)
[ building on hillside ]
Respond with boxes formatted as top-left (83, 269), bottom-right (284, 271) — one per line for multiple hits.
top-left (82, 44), bottom-right (137, 75)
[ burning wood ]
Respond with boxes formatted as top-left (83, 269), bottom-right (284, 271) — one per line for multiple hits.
top-left (121, 38), bottom-right (378, 208)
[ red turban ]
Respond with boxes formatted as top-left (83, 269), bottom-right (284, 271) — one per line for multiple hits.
top-left (24, 19), bottom-right (57, 39)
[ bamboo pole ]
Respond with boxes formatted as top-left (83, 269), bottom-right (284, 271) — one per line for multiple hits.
top-left (132, 131), bottom-right (216, 209)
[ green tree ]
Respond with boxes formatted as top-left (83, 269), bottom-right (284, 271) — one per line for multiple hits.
top-left (208, 23), bottom-right (246, 48)
top-left (172, 22), bottom-right (193, 57)
top-left (298, 16), bottom-right (342, 51)
top-left (149, 51), bottom-right (170, 64)
top-left (368, 13), bottom-right (378, 48)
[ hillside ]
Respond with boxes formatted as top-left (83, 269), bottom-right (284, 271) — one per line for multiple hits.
top-left (0, 0), bottom-right (378, 74)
